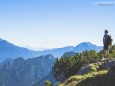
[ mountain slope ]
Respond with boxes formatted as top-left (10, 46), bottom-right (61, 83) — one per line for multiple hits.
top-left (0, 54), bottom-right (55, 86)
top-left (33, 71), bottom-right (56, 86)
top-left (59, 70), bottom-right (108, 86)
top-left (59, 58), bottom-right (115, 86)
top-left (0, 39), bottom-right (36, 62)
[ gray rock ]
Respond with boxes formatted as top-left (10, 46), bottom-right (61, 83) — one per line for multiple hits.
top-left (100, 59), bottom-right (115, 70)
top-left (77, 64), bottom-right (94, 75)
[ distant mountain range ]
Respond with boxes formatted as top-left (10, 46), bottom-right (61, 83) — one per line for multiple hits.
top-left (0, 54), bottom-right (55, 86)
top-left (0, 38), bottom-right (102, 62)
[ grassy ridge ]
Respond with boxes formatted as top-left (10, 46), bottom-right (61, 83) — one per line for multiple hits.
top-left (59, 70), bottom-right (115, 86)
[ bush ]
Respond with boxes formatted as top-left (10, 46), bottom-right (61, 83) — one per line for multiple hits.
top-left (45, 80), bottom-right (53, 86)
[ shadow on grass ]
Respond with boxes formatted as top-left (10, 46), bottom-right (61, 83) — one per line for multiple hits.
top-left (76, 74), bottom-right (115, 86)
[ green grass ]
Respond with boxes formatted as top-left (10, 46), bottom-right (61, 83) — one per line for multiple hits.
top-left (59, 70), bottom-right (109, 86)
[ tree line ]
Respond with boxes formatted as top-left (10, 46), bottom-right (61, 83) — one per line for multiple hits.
top-left (52, 45), bottom-right (115, 81)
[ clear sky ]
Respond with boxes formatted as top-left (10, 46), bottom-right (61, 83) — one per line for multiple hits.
top-left (0, 0), bottom-right (115, 50)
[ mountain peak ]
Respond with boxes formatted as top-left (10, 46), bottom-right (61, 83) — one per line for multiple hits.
top-left (74, 42), bottom-right (102, 52)
top-left (79, 42), bottom-right (93, 45)
top-left (76, 42), bottom-right (93, 48)
top-left (0, 38), bottom-right (5, 42)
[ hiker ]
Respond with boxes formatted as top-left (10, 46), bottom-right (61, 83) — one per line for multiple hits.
top-left (103, 30), bottom-right (112, 58)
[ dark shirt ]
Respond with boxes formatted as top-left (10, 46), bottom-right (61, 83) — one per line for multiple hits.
top-left (103, 34), bottom-right (108, 44)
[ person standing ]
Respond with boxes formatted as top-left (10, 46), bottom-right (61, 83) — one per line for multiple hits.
top-left (103, 30), bottom-right (112, 58)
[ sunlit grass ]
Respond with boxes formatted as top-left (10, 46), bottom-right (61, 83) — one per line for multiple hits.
top-left (59, 70), bottom-right (108, 86)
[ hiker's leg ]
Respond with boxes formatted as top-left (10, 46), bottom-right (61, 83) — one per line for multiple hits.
top-left (104, 50), bottom-right (107, 58)
top-left (104, 45), bottom-right (109, 58)
top-left (104, 45), bottom-right (106, 58)
top-left (106, 45), bottom-right (109, 58)
top-left (107, 50), bottom-right (109, 58)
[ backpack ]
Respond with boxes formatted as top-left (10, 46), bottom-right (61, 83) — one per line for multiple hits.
top-left (107, 35), bottom-right (113, 45)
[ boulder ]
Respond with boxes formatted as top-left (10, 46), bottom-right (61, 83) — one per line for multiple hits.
top-left (77, 63), bottom-right (99, 75)
top-left (99, 59), bottom-right (115, 70)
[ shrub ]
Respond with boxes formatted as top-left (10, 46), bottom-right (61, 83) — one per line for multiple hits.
top-left (45, 80), bottom-right (53, 86)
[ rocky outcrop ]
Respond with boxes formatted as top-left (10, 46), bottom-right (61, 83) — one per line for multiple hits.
top-left (77, 63), bottom-right (99, 75)
top-left (100, 59), bottom-right (115, 70)
top-left (77, 58), bottom-right (115, 75)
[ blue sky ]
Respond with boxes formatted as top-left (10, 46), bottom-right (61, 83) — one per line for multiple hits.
top-left (0, 0), bottom-right (115, 49)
